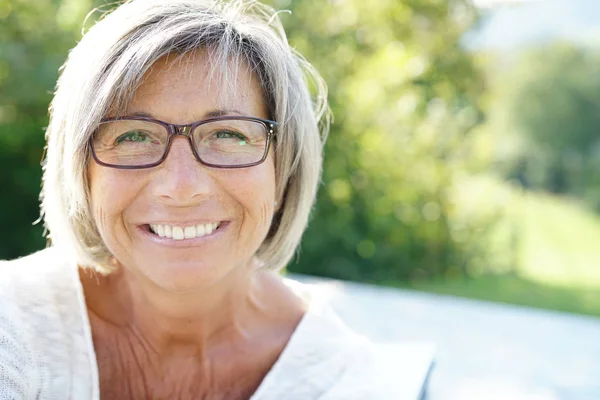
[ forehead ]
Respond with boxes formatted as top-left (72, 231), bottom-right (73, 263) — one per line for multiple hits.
top-left (124, 50), bottom-right (268, 121)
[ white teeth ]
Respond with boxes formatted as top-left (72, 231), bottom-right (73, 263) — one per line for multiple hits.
top-left (150, 222), bottom-right (220, 240)
top-left (172, 226), bottom-right (184, 240)
top-left (184, 226), bottom-right (195, 239)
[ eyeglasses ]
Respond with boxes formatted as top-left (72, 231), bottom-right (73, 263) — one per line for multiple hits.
top-left (90, 115), bottom-right (278, 169)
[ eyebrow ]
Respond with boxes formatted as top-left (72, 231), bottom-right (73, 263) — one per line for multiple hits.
top-left (204, 109), bottom-right (244, 118)
top-left (128, 109), bottom-right (245, 120)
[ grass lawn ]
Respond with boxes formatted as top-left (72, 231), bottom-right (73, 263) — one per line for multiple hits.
top-left (517, 191), bottom-right (600, 288)
top-left (403, 274), bottom-right (600, 317)
top-left (398, 185), bottom-right (600, 318)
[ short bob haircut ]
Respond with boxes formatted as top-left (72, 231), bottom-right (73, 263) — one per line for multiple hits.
top-left (40, 0), bottom-right (330, 274)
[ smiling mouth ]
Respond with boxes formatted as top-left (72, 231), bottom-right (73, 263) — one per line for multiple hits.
top-left (148, 222), bottom-right (221, 240)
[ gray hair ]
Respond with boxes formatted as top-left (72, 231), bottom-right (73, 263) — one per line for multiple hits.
top-left (41, 0), bottom-right (330, 273)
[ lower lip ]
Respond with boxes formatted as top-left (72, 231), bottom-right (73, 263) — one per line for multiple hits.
top-left (138, 222), bottom-right (229, 247)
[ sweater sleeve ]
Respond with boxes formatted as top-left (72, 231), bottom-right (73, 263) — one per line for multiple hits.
top-left (0, 262), bottom-right (39, 400)
top-left (0, 314), bottom-right (31, 399)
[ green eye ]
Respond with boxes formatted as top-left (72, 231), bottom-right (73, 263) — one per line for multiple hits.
top-left (115, 131), bottom-right (150, 144)
top-left (215, 130), bottom-right (248, 145)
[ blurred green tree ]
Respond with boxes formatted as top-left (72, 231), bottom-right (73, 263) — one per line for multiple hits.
top-left (488, 42), bottom-right (600, 208)
top-left (263, 0), bottom-right (492, 281)
top-left (0, 0), bottom-right (96, 258)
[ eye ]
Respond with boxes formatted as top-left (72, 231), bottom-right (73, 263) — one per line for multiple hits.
top-left (214, 130), bottom-right (249, 145)
top-left (115, 131), bottom-right (155, 144)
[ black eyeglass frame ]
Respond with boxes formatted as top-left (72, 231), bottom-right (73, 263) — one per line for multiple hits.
top-left (90, 115), bottom-right (278, 169)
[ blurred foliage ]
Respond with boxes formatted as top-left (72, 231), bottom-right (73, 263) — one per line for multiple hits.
top-left (268, 0), bottom-right (497, 281)
top-left (484, 42), bottom-right (600, 209)
top-left (0, 0), bottom-right (96, 258)
top-left (1, 0), bottom-right (499, 282)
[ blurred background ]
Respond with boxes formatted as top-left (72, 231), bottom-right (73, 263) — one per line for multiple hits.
top-left (2, 0), bottom-right (600, 398)
top-left (1, 0), bottom-right (598, 317)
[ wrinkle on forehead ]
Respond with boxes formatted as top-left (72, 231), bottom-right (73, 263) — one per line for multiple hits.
top-left (141, 49), bottom-right (260, 109)
top-left (122, 49), bottom-right (268, 123)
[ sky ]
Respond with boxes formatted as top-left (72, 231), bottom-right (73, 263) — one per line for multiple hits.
top-left (471, 0), bottom-right (541, 8)
top-left (466, 0), bottom-right (600, 50)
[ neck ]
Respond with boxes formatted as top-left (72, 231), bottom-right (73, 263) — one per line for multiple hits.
top-left (80, 260), bottom-right (290, 355)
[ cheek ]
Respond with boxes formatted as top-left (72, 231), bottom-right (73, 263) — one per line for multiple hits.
top-left (228, 159), bottom-right (276, 224)
top-left (88, 164), bottom-right (142, 234)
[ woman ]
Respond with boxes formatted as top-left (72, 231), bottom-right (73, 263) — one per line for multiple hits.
top-left (0, 0), bottom-right (427, 398)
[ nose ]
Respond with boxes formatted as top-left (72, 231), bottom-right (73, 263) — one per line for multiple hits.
top-left (152, 136), bottom-right (214, 205)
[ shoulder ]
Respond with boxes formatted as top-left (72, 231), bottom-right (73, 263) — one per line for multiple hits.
top-left (257, 278), bottom-right (435, 400)
top-left (0, 247), bottom-right (82, 341)
top-left (253, 278), bottom-right (372, 399)
top-left (0, 248), bottom-right (66, 398)
top-left (0, 248), bottom-right (81, 398)
top-left (0, 247), bottom-right (76, 315)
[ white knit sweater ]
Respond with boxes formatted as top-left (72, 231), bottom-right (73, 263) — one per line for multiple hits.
top-left (0, 248), bottom-right (432, 399)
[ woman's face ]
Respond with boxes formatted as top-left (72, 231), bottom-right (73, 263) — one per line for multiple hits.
top-left (88, 52), bottom-right (276, 291)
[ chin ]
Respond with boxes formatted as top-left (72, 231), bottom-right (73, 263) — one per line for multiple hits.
top-left (134, 256), bottom-right (234, 292)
